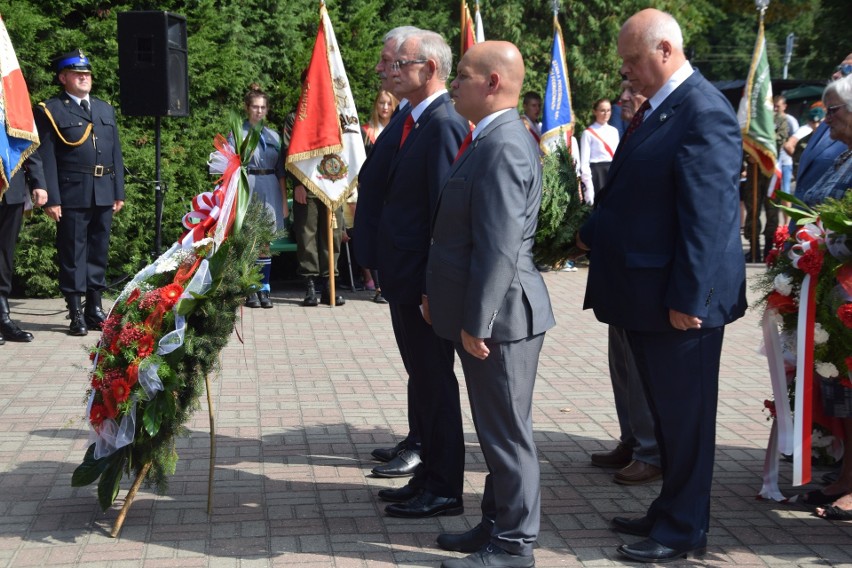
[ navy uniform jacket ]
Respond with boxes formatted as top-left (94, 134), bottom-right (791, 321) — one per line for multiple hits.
top-left (31, 93), bottom-right (124, 208)
top-left (579, 71), bottom-right (747, 331)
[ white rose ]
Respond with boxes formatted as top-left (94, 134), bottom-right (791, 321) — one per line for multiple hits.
top-left (815, 361), bottom-right (839, 378)
top-left (773, 273), bottom-right (794, 296)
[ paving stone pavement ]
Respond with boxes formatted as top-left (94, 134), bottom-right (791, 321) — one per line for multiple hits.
top-left (0, 265), bottom-right (850, 567)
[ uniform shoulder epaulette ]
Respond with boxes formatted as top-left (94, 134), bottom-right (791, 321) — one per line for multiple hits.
top-left (37, 100), bottom-right (93, 147)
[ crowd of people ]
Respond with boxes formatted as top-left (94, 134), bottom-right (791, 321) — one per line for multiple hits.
top-left (1, 9), bottom-right (851, 566)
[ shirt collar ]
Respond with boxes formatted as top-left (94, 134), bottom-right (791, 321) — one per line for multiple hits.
top-left (472, 108), bottom-right (512, 140)
top-left (410, 89), bottom-right (446, 122)
top-left (66, 92), bottom-right (90, 106)
top-left (647, 61), bottom-right (693, 116)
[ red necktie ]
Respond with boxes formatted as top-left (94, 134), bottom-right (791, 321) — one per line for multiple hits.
top-left (623, 100), bottom-right (651, 141)
top-left (454, 132), bottom-right (473, 162)
top-left (399, 115), bottom-right (415, 148)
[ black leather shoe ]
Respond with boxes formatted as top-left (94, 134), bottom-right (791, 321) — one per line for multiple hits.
top-left (611, 516), bottom-right (654, 537)
top-left (303, 278), bottom-right (319, 307)
top-left (437, 523), bottom-right (491, 553)
top-left (385, 490), bottom-right (462, 518)
top-left (0, 319), bottom-right (33, 342)
top-left (377, 484), bottom-right (421, 503)
top-left (84, 306), bottom-right (107, 330)
top-left (258, 290), bottom-right (273, 309)
top-left (245, 293), bottom-right (261, 308)
top-left (617, 538), bottom-right (706, 563)
top-left (69, 310), bottom-right (88, 336)
top-left (372, 449), bottom-right (421, 478)
top-left (371, 439), bottom-right (407, 463)
top-left (321, 292), bottom-right (345, 306)
top-left (441, 544), bottom-right (535, 568)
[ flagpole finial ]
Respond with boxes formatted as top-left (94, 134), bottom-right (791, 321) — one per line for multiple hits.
top-left (551, 0), bottom-right (560, 16)
top-left (755, 0), bottom-right (769, 14)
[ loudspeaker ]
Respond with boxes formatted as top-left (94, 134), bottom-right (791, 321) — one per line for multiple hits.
top-left (118, 11), bottom-right (189, 117)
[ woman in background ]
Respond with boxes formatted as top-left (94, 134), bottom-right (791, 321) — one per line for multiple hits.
top-left (579, 98), bottom-right (619, 206)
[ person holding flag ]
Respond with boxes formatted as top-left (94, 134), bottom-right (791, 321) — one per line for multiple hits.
top-left (285, 2), bottom-right (366, 307)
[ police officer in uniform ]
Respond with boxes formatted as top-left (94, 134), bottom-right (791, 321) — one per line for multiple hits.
top-left (0, 159), bottom-right (48, 344)
top-left (31, 49), bottom-right (125, 335)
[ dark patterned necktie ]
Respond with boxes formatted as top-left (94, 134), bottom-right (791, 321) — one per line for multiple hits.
top-left (623, 100), bottom-right (650, 141)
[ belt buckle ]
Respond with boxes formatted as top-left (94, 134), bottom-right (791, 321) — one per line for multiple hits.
top-left (93, 165), bottom-right (104, 177)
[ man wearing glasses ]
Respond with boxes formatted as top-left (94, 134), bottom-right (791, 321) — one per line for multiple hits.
top-left (367, 29), bottom-right (470, 519)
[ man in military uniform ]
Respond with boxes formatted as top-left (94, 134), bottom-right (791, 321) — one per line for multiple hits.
top-left (31, 49), bottom-right (125, 335)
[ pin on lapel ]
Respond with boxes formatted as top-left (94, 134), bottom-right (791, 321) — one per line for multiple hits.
top-left (659, 112), bottom-right (669, 122)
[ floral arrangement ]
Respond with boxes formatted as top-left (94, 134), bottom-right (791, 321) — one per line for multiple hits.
top-left (534, 143), bottom-right (591, 268)
top-left (72, 116), bottom-right (274, 510)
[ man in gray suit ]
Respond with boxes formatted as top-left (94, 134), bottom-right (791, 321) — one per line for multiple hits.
top-left (424, 41), bottom-right (555, 568)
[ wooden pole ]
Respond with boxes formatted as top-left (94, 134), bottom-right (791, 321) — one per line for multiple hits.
top-left (751, 162), bottom-right (759, 262)
top-left (110, 461), bottom-right (152, 538)
top-left (327, 207), bottom-right (336, 306)
top-left (205, 372), bottom-right (216, 515)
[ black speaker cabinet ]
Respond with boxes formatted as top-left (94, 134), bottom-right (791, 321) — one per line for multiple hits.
top-left (118, 11), bottom-right (189, 117)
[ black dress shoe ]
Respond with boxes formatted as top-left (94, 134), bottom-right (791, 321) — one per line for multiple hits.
top-left (441, 544), bottom-right (534, 568)
top-left (69, 310), bottom-right (88, 336)
top-left (258, 290), bottom-right (273, 308)
top-left (617, 538), bottom-right (706, 563)
top-left (437, 523), bottom-right (491, 553)
top-left (371, 439), bottom-right (408, 463)
top-left (321, 292), bottom-right (345, 306)
top-left (0, 319), bottom-right (33, 342)
top-left (245, 293), bottom-right (261, 308)
top-left (84, 306), bottom-right (107, 330)
top-left (385, 490), bottom-right (462, 518)
top-left (377, 484), bottom-right (421, 503)
top-left (611, 516), bottom-right (654, 537)
top-left (372, 449), bottom-right (421, 478)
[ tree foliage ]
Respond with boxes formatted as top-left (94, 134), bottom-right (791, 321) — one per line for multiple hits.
top-left (0, 0), bottom-right (839, 296)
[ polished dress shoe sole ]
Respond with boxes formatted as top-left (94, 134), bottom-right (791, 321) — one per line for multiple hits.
top-left (618, 538), bottom-right (706, 563)
top-left (611, 516), bottom-right (653, 537)
top-left (385, 500), bottom-right (463, 518)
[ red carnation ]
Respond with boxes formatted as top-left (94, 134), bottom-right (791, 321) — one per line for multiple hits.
top-left (767, 291), bottom-right (797, 314)
top-left (763, 399), bottom-right (777, 418)
top-left (797, 248), bottom-right (824, 277)
top-left (111, 379), bottom-right (132, 404)
top-left (765, 248), bottom-right (779, 267)
top-left (773, 226), bottom-right (790, 249)
top-left (125, 288), bottom-right (141, 305)
top-left (838, 304), bottom-right (852, 329)
top-left (138, 334), bottom-right (155, 358)
top-left (90, 403), bottom-right (109, 429)
top-left (158, 283), bottom-right (184, 309)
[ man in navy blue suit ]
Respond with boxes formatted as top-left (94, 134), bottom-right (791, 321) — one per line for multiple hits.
top-left (578, 9), bottom-right (746, 563)
top-left (357, 28), bottom-right (469, 518)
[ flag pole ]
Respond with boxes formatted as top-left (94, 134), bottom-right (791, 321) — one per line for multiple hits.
top-left (327, 207), bottom-right (336, 306)
top-left (750, 0), bottom-right (769, 262)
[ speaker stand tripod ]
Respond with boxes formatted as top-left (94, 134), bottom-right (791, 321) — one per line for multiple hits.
top-left (154, 116), bottom-right (165, 257)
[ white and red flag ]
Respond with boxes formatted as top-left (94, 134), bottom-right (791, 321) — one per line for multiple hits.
top-left (285, 1), bottom-right (365, 211)
top-left (0, 15), bottom-right (38, 197)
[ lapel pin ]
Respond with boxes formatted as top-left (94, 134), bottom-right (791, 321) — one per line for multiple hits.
top-left (659, 113), bottom-right (668, 122)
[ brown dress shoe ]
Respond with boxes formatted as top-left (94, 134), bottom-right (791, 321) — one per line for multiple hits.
top-left (591, 442), bottom-right (632, 469)
top-left (613, 460), bottom-right (662, 485)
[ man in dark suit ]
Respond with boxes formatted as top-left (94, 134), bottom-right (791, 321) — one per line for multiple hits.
top-left (0, 159), bottom-right (47, 344)
top-left (425, 41), bottom-right (554, 568)
top-left (358, 29), bottom-right (470, 518)
top-left (31, 49), bottom-right (125, 336)
top-left (577, 9), bottom-right (746, 562)
top-left (355, 26), bottom-right (425, 477)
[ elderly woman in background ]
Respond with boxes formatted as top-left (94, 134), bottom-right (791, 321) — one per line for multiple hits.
top-left (788, 74), bottom-right (852, 520)
top-left (239, 83), bottom-right (288, 308)
top-left (579, 98), bottom-right (620, 206)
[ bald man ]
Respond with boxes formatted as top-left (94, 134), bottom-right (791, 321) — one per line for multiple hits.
top-left (578, 9), bottom-right (745, 562)
top-left (425, 41), bottom-right (554, 568)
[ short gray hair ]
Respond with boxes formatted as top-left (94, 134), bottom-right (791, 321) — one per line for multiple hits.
top-left (642, 11), bottom-right (683, 53)
top-left (383, 26), bottom-right (419, 50)
top-left (824, 74), bottom-right (852, 111)
top-left (408, 30), bottom-right (453, 82)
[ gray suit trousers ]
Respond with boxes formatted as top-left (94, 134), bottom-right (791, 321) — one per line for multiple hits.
top-left (456, 333), bottom-right (545, 557)
top-left (609, 325), bottom-right (660, 467)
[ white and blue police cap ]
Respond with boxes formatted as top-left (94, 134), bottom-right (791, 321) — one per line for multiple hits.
top-left (53, 49), bottom-right (92, 73)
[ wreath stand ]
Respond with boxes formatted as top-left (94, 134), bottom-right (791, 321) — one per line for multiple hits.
top-left (109, 374), bottom-right (218, 537)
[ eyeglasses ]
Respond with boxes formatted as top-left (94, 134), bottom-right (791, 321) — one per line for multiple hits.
top-left (391, 59), bottom-right (427, 71)
top-left (826, 104), bottom-right (847, 117)
top-left (836, 63), bottom-right (852, 77)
